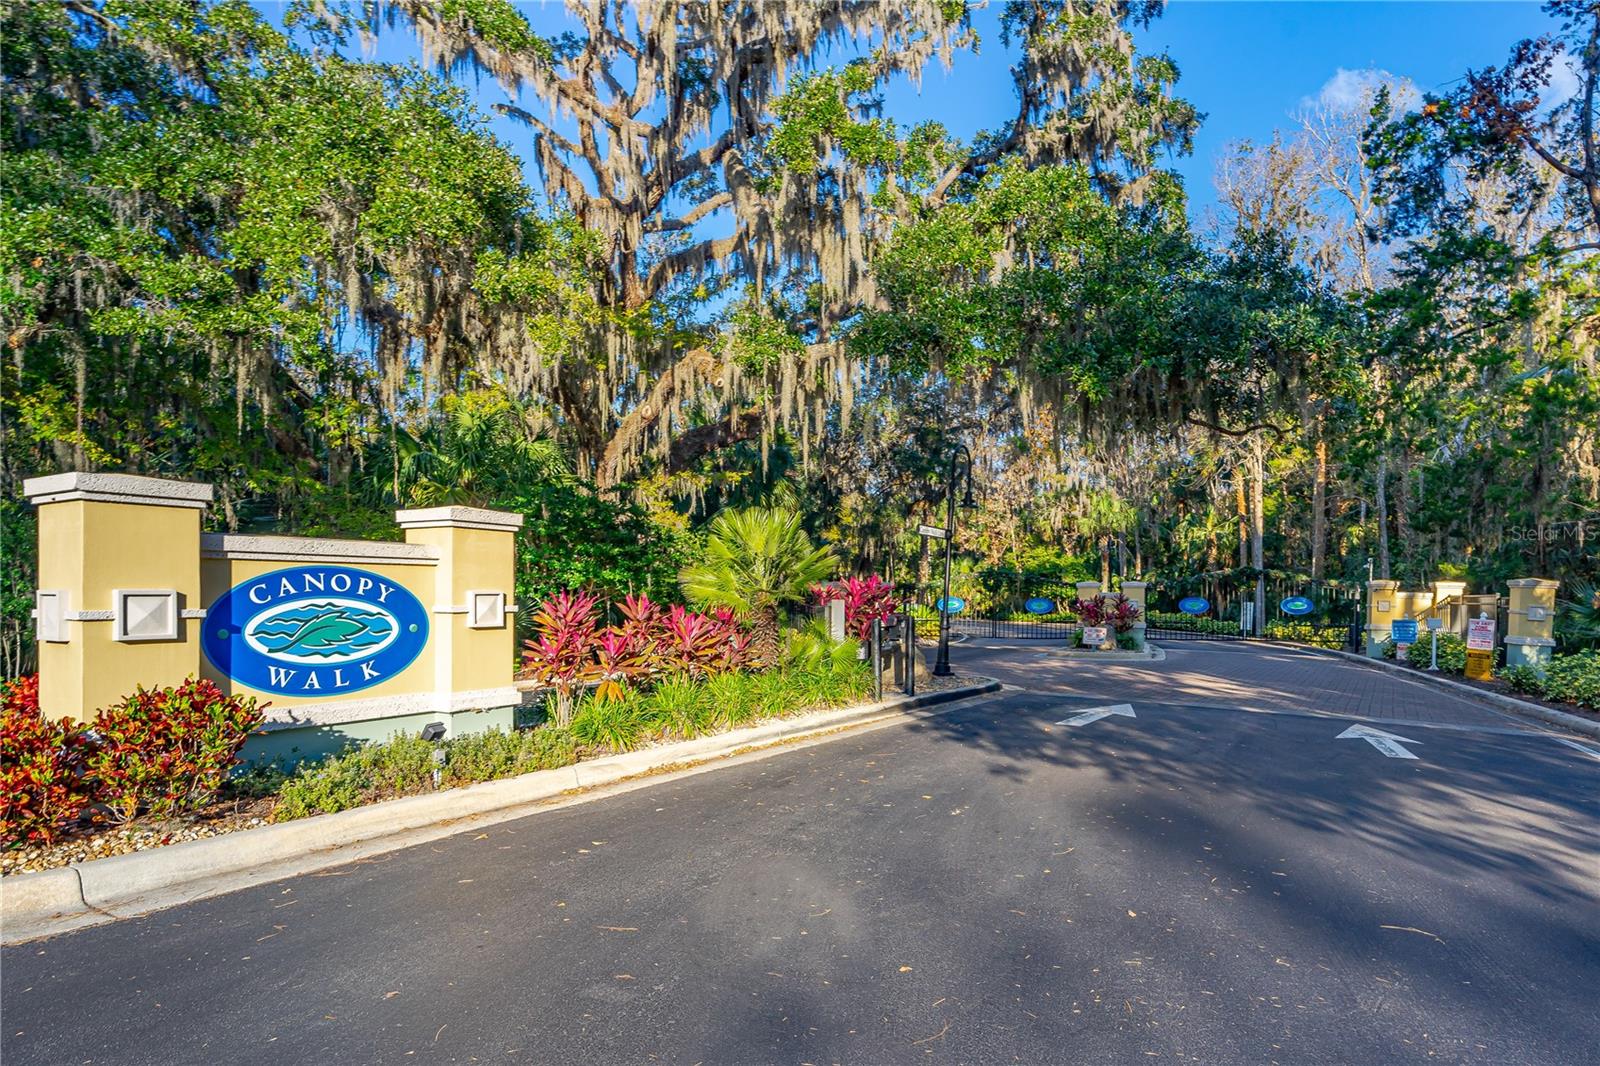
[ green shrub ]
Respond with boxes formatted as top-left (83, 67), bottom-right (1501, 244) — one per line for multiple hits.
top-left (705, 671), bottom-right (757, 728)
top-left (1498, 664), bottom-right (1545, 695)
top-left (1145, 611), bottom-right (1242, 636)
top-left (275, 725), bottom-right (580, 820)
top-left (570, 693), bottom-right (649, 752)
top-left (1401, 632), bottom-right (1467, 672)
top-left (1538, 650), bottom-right (1600, 709)
top-left (646, 673), bottom-right (711, 740)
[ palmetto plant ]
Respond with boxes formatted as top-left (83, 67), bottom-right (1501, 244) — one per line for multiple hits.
top-left (1557, 580), bottom-right (1600, 650)
top-left (399, 396), bottom-right (567, 507)
top-left (679, 507), bottom-right (838, 666)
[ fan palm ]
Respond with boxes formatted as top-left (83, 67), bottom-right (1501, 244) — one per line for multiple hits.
top-left (679, 507), bottom-right (837, 665)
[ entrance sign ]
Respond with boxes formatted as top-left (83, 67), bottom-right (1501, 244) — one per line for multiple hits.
top-left (917, 523), bottom-right (948, 540)
top-left (1081, 625), bottom-right (1109, 646)
top-left (202, 565), bottom-right (429, 695)
top-left (1178, 596), bottom-right (1210, 615)
top-left (1390, 618), bottom-right (1418, 645)
top-left (936, 596), bottom-right (966, 614)
top-left (1279, 596), bottom-right (1314, 616)
top-left (1024, 597), bottom-right (1056, 614)
top-left (1466, 617), bottom-right (1496, 651)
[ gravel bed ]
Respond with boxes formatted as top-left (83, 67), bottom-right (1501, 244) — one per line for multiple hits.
top-left (3, 801), bottom-right (275, 877)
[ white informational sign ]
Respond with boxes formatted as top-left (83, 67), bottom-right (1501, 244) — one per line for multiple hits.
top-left (1082, 625), bottom-right (1109, 646)
top-left (916, 523), bottom-right (948, 540)
top-left (1467, 617), bottom-right (1496, 651)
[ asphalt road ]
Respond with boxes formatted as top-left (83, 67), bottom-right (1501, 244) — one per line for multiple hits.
top-left (4, 653), bottom-right (1599, 1065)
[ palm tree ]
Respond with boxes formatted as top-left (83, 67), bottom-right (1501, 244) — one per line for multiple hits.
top-left (679, 507), bottom-right (837, 665)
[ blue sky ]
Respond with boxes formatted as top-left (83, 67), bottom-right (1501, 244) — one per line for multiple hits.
top-left (314, 1), bottom-right (1559, 224)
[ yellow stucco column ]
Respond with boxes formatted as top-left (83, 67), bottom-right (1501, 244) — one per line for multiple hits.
top-left (23, 473), bottom-right (211, 720)
top-left (1505, 578), bottom-right (1559, 672)
top-left (395, 506), bottom-right (524, 735)
top-left (1120, 580), bottom-right (1148, 650)
top-left (1365, 579), bottom-right (1400, 657)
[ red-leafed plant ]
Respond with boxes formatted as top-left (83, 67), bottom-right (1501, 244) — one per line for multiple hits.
top-left (521, 590), bottom-right (603, 725)
top-left (85, 678), bottom-right (264, 823)
top-left (1102, 593), bottom-right (1143, 634)
top-left (1, 675), bottom-right (93, 847)
top-left (1068, 593), bottom-right (1142, 635)
top-left (813, 576), bottom-right (899, 640)
top-left (1068, 596), bottom-right (1106, 626)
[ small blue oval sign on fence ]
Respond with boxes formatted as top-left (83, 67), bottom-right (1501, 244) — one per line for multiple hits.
top-left (1279, 596), bottom-right (1315, 616)
top-left (936, 596), bottom-right (967, 615)
top-left (1024, 597), bottom-right (1056, 614)
top-left (201, 565), bottom-right (429, 696)
top-left (1178, 596), bottom-right (1210, 615)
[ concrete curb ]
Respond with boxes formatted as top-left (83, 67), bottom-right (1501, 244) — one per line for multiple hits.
top-left (1301, 646), bottom-right (1600, 740)
top-left (1, 679), bottom-right (1000, 944)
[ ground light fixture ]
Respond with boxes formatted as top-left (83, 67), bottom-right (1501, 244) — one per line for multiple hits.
top-left (422, 721), bottom-right (447, 788)
top-left (934, 443), bottom-right (978, 678)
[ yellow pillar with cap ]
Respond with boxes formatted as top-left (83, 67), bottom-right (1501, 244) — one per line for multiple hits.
top-left (23, 473), bottom-right (210, 721)
top-left (1505, 578), bottom-right (1559, 672)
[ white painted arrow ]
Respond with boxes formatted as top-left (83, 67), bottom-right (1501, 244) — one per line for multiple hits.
top-left (1056, 704), bottom-right (1136, 727)
top-left (1337, 724), bottom-right (1421, 760)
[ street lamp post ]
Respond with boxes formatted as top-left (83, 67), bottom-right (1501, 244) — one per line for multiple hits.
top-left (933, 444), bottom-right (977, 677)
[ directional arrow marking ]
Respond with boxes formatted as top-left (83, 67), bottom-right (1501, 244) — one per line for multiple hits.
top-left (1055, 704), bottom-right (1136, 727)
top-left (1337, 724), bottom-right (1421, 760)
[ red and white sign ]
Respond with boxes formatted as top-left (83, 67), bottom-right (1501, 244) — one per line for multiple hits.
top-left (1466, 618), bottom-right (1496, 651)
top-left (1081, 626), bottom-right (1109, 646)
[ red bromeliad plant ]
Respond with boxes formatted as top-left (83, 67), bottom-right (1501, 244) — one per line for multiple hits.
top-left (1069, 593), bottom-right (1142, 634)
top-left (86, 678), bottom-right (265, 823)
top-left (1102, 593), bottom-right (1143, 634)
top-left (812, 576), bottom-right (899, 640)
top-left (1, 675), bottom-right (93, 846)
top-left (521, 590), bottom-right (602, 725)
top-left (521, 591), bottom-right (757, 715)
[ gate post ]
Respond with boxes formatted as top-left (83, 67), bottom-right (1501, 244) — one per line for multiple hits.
top-left (1365, 579), bottom-right (1400, 658)
top-left (1121, 581), bottom-right (1148, 650)
top-left (23, 473), bottom-right (211, 720)
top-left (1504, 578), bottom-right (1559, 673)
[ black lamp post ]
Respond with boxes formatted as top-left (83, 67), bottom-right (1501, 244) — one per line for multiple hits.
top-left (933, 443), bottom-right (977, 677)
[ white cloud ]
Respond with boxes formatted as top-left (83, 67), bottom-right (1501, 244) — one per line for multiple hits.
top-left (1302, 68), bottom-right (1420, 116)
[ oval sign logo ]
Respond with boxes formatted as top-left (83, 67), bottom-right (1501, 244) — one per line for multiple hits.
top-left (202, 566), bottom-right (428, 696)
top-left (1024, 597), bottom-right (1056, 615)
top-left (936, 596), bottom-right (967, 615)
top-left (1280, 596), bottom-right (1315, 617)
top-left (1178, 596), bottom-right (1210, 615)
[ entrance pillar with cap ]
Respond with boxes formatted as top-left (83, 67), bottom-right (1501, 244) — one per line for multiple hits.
top-left (23, 473), bottom-right (211, 720)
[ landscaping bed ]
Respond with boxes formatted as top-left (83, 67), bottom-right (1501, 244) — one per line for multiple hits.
top-left (3, 659), bottom-right (976, 878)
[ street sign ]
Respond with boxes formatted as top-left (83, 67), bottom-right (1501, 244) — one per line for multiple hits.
top-left (936, 596), bottom-right (966, 614)
top-left (1178, 596), bottom-right (1210, 615)
top-left (1391, 618), bottom-right (1419, 645)
top-left (1279, 595), bottom-right (1314, 616)
top-left (1024, 597), bottom-right (1056, 614)
top-left (1466, 617), bottom-right (1496, 651)
top-left (1426, 616), bottom-right (1443, 631)
top-left (916, 523), bottom-right (948, 540)
top-left (1465, 649), bottom-right (1494, 681)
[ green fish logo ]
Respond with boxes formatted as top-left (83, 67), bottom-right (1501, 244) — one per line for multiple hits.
top-left (246, 601), bottom-right (396, 661)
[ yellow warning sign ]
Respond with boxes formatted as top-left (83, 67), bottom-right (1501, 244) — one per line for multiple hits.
top-left (1465, 649), bottom-right (1494, 681)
